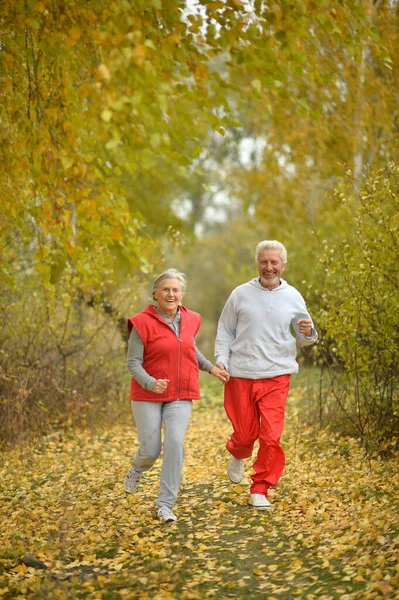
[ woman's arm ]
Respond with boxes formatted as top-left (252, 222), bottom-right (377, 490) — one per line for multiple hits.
top-left (195, 342), bottom-right (230, 383)
top-left (127, 326), bottom-right (156, 390)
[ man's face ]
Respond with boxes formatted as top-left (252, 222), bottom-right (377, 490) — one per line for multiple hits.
top-left (257, 249), bottom-right (285, 289)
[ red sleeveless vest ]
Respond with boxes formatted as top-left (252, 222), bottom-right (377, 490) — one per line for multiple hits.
top-left (127, 305), bottom-right (202, 402)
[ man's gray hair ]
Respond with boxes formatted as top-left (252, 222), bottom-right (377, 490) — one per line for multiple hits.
top-left (255, 240), bottom-right (287, 265)
top-left (152, 268), bottom-right (187, 295)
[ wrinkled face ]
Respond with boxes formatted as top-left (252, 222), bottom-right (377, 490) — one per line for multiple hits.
top-left (257, 248), bottom-right (285, 289)
top-left (153, 278), bottom-right (183, 315)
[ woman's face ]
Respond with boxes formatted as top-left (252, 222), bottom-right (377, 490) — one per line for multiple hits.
top-left (153, 278), bottom-right (183, 316)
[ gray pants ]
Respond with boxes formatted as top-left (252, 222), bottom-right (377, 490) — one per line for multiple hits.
top-left (131, 400), bottom-right (192, 509)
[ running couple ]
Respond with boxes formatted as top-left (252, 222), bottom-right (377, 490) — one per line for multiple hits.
top-left (124, 240), bottom-right (318, 522)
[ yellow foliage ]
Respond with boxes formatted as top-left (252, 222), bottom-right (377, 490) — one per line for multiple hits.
top-left (0, 395), bottom-right (398, 598)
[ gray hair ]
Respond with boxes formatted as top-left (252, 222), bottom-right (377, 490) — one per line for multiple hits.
top-left (255, 240), bottom-right (287, 265)
top-left (152, 268), bottom-right (187, 295)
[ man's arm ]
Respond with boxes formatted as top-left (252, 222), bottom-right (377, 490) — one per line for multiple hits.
top-left (292, 310), bottom-right (318, 346)
top-left (214, 294), bottom-right (238, 370)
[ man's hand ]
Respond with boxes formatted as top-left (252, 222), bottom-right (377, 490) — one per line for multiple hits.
top-left (296, 319), bottom-right (312, 337)
top-left (210, 364), bottom-right (230, 383)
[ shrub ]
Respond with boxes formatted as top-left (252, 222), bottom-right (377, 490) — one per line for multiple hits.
top-left (316, 163), bottom-right (399, 456)
top-left (0, 268), bottom-right (133, 447)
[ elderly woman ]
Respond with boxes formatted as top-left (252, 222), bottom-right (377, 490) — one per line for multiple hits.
top-left (124, 268), bottom-right (229, 523)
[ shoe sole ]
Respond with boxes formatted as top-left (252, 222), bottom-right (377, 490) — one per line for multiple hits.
top-left (227, 467), bottom-right (244, 484)
top-left (159, 515), bottom-right (177, 522)
top-left (252, 505), bottom-right (271, 510)
top-left (228, 475), bottom-right (244, 484)
top-left (161, 518), bottom-right (177, 523)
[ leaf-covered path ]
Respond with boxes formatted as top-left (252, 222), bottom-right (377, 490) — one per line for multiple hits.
top-left (1, 388), bottom-right (398, 600)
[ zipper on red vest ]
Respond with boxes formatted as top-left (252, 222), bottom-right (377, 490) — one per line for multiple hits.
top-left (176, 310), bottom-right (187, 401)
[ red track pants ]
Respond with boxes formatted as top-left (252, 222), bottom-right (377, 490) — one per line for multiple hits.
top-left (224, 375), bottom-right (290, 496)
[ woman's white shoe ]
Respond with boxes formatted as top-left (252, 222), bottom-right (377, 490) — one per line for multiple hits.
top-left (158, 506), bottom-right (177, 522)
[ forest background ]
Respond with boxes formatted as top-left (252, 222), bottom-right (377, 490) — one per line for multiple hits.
top-left (1, 1), bottom-right (399, 599)
top-left (1, 0), bottom-right (398, 455)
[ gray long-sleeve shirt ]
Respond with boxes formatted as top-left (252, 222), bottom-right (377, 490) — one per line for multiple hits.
top-left (215, 277), bottom-right (318, 378)
top-left (127, 307), bottom-right (214, 391)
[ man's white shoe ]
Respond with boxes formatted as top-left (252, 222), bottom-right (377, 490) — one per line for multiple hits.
top-left (158, 506), bottom-right (177, 522)
top-left (250, 493), bottom-right (271, 510)
top-left (227, 455), bottom-right (245, 483)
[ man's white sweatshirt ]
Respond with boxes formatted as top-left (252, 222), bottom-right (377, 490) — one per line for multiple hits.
top-left (215, 278), bottom-right (318, 379)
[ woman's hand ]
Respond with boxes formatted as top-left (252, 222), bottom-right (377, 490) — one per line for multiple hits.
top-left (210, 365), bottom-right (230, 383)
top-left (152, 379), bottom-right (170, 394)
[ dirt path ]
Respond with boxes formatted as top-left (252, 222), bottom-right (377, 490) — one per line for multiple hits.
top-left (1, 389), bottom-right (398, 599)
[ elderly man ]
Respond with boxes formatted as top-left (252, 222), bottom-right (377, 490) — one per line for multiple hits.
top-left (215, 240), bottom-right (318, 510)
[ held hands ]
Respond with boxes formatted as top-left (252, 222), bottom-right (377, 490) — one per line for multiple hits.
top-left (296, 319), bottom-right (312, 337)
top-left (210, 363), bottom-right (230, 384)
top-left (152, 379), bottom-right (170, 394)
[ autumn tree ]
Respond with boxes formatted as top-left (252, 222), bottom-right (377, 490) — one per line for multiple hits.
top-left (173, 0), bottom-right (398, 300)
top-left (1, 0), bottom-right (397, 443)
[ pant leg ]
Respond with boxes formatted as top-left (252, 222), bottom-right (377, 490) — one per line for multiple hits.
top-left (224, 377), bottom-right (259, 459)
top-left (131, 401), bottom-right (163, 473)
top-left (250, 375), bottom-right (290, 495)
top-left (156, 400), bottom-right (192, 509)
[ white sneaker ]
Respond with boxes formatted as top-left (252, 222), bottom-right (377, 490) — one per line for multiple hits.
top-left (227, 455), bottom-right (244, 483)
top-left (124, 468), bottom-right (141, 494)
top-left (250, 493), bottom-right (271, 510)
top-left (158, 506), bottom-right (177, 522)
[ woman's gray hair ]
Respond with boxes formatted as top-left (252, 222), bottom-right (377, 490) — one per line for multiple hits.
top-left (255, 240), bottom-right (287, 265)
top-left (152, 268), bottom-right (187, 295)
